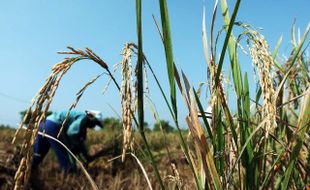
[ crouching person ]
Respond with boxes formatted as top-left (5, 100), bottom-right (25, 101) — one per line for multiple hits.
top-left (31, 109), bottom-right (103, 172)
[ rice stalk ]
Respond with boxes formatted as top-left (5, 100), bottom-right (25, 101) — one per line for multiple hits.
top-left (57, 73), bottom-right (103, 138)
top-left (281, 87), bottom-right (310, 189)
top-left (205, 1), bottom-right (239, 150)
top-left (164, 163), bottom-right (184, 189)
top-left (136, 1), bottom-right (165, 187)
top-left (145, 96), bottom-right (185, 189)
top-left (149, 15), bottom-right (202, 188)
top-left (215, 0), bottom-right (241, 87)
top-left (102, 62), bottom-right (121, 95)
top-left (13, 57), bottom-right (80, 190)
top-left (173, 66), bottom-right (203, 189)
top-left (152, 1), bottom-right (202, 187)
top-left (158, 0), bottom-right (177, 115)
top-left (145, 97), bottom-right (173, 163)
top-left (13, 46), bottom-right (129, 190)
top-left (120, 44), bottom-right (134, 161)
top-left (176, 67), bottom-right (222, 189)
top-left (108, 152), bottom-right (154, 190)
top-left (248, 31), bottom-right (277, 136)
top-left (204, 4), bottom-right (239, 180)
top-left (58, 46), bottom-right (135, 165)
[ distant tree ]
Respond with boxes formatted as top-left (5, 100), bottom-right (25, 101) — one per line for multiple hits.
top-left (102, 117), bottom-right (151, 131)
top-left (153, 120), bottom-right (174, 133)
top-left (102, 117), bottom-right (122, 129)
top-left (0, 124), bottom-right (11, 129)
top-left (19, 110), bottom-right (53, 124)
top-left (143, 122), bottom-right (151, 132)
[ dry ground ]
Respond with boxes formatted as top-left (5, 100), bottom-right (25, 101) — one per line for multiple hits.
top-left (0, 127), bottom-right (195, 190)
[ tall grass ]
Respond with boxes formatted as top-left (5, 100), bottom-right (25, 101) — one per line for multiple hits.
top-left (12, 1), bottom-right (309, 190)
top-left (154, 0), bottom-right (309, 189)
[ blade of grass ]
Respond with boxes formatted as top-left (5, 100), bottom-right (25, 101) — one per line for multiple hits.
top-left (215, 0), bottom-right (241, 86)
top-left (108, 153), bottom-right (153, 190)
top-left (181, 70), bottom-right (192, 105)
top-left (242, 73), bottom-right (250, 129)
top-left (210, 0), bottom-right (219, 58)
top-left (145, 96), bottom-right (173, 164)
top-left (281, 87), bottom-right (310, 189)
top-left (193, 89), bottom-right (214, 142)
top-left (136, 1), bottom-right (165, 188)
top-left (188, 90), bottom-right (223, 190)
top-left (275, 66), bottom-right (294, 100)
top-left (272, 34), bottom-right (283, 59)
top-left (242, 72), bottom-right (257, 188)
top-left (277, 92), bottom-right (309, 109)
top-left (215, 95), bottom-right (225, 177)
top-left (202, 6), bottom-right (212, 96)
top-left (180, 68), bottom-right (223, 189)
top-left (292, 19), bottom-right (297, 48)
top-left (228, 117), bottom-right (268, 183)
top-left (157, 0), bottom-right (202, 187)
top-left (136, 0), bottom-right (144, 132)
top-left (202, 7), bottom-right (211, 70)
top-left (152, 14), bottom-right (164, 42)
top-left (219, 0), bottom-right (243, 98)
top-left (159, 0), bottom-right (177, 117)
top-left (185, 116), bottom-right (209, 189)
top-left (272, 34), bottom-right (283, 70)
top-left (289, 23), bottom-right (310, 68)
top-left (255, 86), bottom-right (262, 109)
top-left (259, 148), bottom-right (285, 190)
top-left (202, 1), bottom-right (238, 151)
top-left (144, 57), bottom-right (175, 119)
top-left (152, 9), bottom-right (201, 187)
top-left (173, 66), bottom-right (207, 190)
top-left (23, 127), bottom-right (99, 190)
top-left (130, 153), bottom-right (154, 190)
top-left (144, 53), bottom-right (200, 188)
top-left (218, 0), bottom-right (242, 150)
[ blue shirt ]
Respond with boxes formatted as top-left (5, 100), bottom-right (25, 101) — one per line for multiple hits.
top-left (47, 110), bottom-right (88, 146)
top-left (47, 110), bottom-right (86, 135)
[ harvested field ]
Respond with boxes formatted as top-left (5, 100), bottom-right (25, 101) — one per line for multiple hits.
top-left (0, 128), bottom-right (194, 190)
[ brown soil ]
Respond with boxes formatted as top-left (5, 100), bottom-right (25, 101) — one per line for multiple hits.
top-left (0, 133), bottom-right (194, 190)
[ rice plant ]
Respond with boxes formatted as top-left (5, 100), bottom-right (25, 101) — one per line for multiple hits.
top-left (11, 0), bottom-right (309, 189)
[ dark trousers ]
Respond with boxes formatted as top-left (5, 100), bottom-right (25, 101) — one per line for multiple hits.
top-left (32, 120), bottom-right (76, 172)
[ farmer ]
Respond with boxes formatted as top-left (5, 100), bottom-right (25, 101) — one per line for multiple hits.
top-left (31, 109), bottom-right (103, 172)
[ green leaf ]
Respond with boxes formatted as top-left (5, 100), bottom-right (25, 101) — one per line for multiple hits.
top-left (243, 73), bottom-right (250, 124)
top-left (193, 89), bottom-right (214, 141)
top-left (144, 57), bottom-right (175, 120)
top-left (228, 117), bottom-right (268, 183)
top-left (215, 0), bottom-right (241, 87)
top-left (272, 34), bottom-right (283, 60)
top-left (136, 0), bottom-right (144, 132)
top-left (272, 34), bottom-right (283, 70)
top-left (289, 23), bottom-right (310, 68)
top-left (136, 1), bottom-right (165, 188)
top-left (242, 72), bottom-right (256, 187)
top-left (159, 0), bottom-right (177, 117)
top-left (281, 87), bottom-right (310, 189)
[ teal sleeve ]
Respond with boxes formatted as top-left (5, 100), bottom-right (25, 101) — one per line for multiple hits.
top-left (67, 117), bottom-right (83, 135)
top-left (66, 117), bottom-right (89, 160)
top-left (66, 117), bottom-right (85, 147)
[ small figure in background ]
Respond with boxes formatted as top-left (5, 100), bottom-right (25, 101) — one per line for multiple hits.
top-left (32, 109), bottom-right (103, 172)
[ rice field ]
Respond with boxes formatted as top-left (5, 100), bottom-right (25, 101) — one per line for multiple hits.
top-left (3, 0), bottom-right (310, 189)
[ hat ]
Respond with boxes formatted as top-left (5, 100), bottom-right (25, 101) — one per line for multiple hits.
top-left (85, 110), bottom-right (103, 128)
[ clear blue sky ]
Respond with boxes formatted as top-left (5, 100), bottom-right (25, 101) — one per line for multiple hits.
top-left (0, 0), bottom-right (309, 127)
